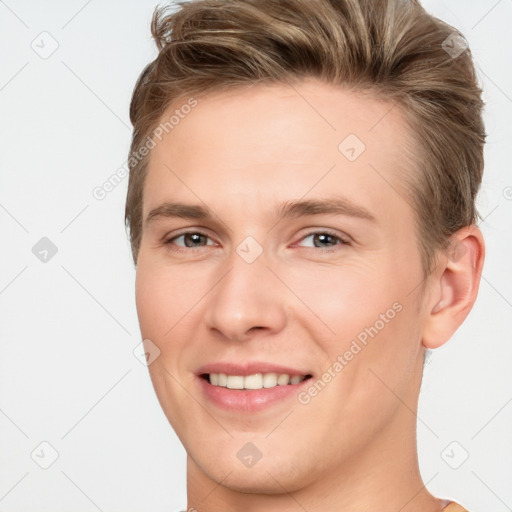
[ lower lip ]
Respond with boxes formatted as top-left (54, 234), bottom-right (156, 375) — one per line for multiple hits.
top-left (197, 376), bottom-right (312, 412)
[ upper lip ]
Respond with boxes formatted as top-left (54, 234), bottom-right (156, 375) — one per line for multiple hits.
top-left (196, 362), bottom-right (313, 377)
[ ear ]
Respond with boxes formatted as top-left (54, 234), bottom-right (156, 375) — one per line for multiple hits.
top-left (422, 225), bottom-right (485, 349)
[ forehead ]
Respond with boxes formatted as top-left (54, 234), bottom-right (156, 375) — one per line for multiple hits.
top-left (143, 79), bottom-right (416, 221)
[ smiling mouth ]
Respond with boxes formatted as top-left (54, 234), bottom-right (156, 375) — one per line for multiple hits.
top-left (201, 372), bottom-right (313, 390)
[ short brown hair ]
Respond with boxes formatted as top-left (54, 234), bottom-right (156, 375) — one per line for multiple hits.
top-left (125, 0), bottom-right (486, 275)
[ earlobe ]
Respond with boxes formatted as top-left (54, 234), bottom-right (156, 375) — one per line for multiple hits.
top-left (422, 226), bottom-right (485, 349)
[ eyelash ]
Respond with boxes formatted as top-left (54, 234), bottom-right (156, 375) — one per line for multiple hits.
top-left (164, 229), bottom-right (351, 253)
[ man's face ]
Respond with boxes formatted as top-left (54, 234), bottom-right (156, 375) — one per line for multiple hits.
top-left (135, 80), bottom-right (431, 493)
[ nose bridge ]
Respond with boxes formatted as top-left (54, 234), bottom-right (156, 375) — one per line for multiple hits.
top-left (204, 239), bottom-right (287, 340)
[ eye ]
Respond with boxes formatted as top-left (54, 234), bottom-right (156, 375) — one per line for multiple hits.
top-left (296, 230), bottom-right (351, 250)
top-left (163, 229), bottom-right (350, 253)
top-left (165, 231), bottom-right (216, 250)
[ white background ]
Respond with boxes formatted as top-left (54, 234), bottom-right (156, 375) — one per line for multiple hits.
top-left (0, 1), bottom-right (511, 511)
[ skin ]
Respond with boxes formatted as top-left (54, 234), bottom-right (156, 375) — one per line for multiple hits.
top-left (134, 79), bottom-right (485, 511)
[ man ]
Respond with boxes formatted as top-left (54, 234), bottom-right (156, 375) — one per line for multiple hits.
top-left (125, 0), bottom-right (486, 510)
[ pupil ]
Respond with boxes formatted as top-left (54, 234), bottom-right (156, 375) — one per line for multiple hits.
top-left (185, 233), bottom-right (204, 247)
top-left (314, 233), bottom-right (335, 247)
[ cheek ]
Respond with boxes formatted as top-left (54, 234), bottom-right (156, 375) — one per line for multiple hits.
top-left (135, 263), bottom-right (197, 425)
top-left (288, 262), bottom-right (420, 392)
top-left (284, 262), bottom-right (401, 343)
top-left (312, 300), bottom-right (420, 441)
top-left (135, 261), bottom-right (197, 339)
top-left (135, 267), bottom-right (165, 338)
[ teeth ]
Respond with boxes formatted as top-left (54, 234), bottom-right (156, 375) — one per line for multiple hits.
top-left (262, 373), bottom-right (277, 388)
top-left (226, 375), bottom-right (245, 389)
top-left (207, 372), bottom-right (307, 390)
top-left (277, 373), bottom-right (290, 386)
top-left (244, 373), bottom-right (263, 389)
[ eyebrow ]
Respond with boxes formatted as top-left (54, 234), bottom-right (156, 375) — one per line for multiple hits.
top-left (144, 197), bottom-right (376, 226)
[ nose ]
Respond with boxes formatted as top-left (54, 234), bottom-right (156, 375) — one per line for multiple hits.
top-left (203, 246), bottom-right (288, 343)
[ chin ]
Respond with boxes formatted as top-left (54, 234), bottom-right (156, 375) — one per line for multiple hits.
top-left (188, 444), bottom-right (314, 495)
top-left (198, 462), bottom-right (302, 495)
